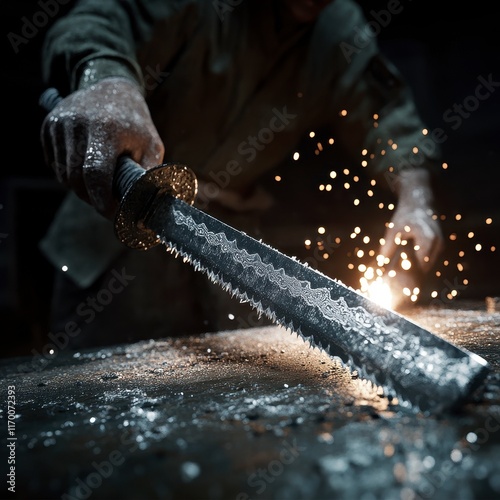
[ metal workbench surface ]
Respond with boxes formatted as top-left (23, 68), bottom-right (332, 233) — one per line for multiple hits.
top-left (1, 300), bottom-right (499, 499)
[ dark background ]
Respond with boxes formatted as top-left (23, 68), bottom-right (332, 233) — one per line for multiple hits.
top-left (1, 1), bottom-right (499, 358)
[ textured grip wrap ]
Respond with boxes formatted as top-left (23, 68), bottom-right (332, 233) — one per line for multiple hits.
top-left (112, 156), bottom-right (146, 201)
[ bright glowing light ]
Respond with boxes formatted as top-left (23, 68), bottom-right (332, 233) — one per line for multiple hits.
top-left (365, 278), bottom-right (393, 309)
top-left (364, 267), bottom-right (374, 280)
top-left (401, 259), bottom-right (411, 270)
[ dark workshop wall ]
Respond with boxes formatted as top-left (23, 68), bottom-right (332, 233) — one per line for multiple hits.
top-left (1, 1), bottom-right (499, 357)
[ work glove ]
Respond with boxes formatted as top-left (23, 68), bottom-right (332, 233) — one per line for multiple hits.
top-left (378, 168), bottom-right (444, 307)
top-left (40, 77), bottom-right (165, 219)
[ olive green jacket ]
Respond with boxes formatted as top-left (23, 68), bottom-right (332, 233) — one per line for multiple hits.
top-left (39, 0), bottom-right (441, 287)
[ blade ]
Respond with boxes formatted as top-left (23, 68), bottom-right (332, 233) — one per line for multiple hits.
top-left (147, 194), bottom-right (490, 414)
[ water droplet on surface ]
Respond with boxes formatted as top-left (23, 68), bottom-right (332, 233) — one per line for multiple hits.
top-left (466, 432), bottom-right (477, 443)
top-left (450, 449), bottom-right (462, 462)
top-left (181, 462), bottom-right (200, 482)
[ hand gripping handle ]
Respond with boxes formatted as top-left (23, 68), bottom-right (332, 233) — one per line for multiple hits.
top-left (39, 87), bottom-right (198, 250)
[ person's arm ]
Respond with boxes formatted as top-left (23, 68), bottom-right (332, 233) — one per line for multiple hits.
top-left (40, 0), bottom-right (190, 218)
top-left (318, 2), bottom-right (444, 274)
top-left (347, 53), bottom-right (444, 274)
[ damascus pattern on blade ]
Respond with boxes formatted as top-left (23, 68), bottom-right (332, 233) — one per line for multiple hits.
top-left (149, 196), bottom-right (490, 413)
top-left (174, 210), bottom-right (403, 335)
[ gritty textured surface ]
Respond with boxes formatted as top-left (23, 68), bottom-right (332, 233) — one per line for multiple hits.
top-left (1, 300), bottom-right (499, 499)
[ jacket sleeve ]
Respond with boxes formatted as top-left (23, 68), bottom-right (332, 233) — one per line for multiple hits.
top-left (332, 49), bottom-right (443, 185)
top-left (40, 0), bottom-right (190, 96)
top-left (309, 0), bottom-right (443, 189)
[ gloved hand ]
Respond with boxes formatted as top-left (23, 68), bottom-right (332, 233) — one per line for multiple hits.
top-left (40, 77), bottom-right (164, 219)
top-left (380, 168), bottom-right (444, 274)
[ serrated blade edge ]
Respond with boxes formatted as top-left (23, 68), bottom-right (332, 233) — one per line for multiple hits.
top-left (148, 195), bottom-right (490, 413)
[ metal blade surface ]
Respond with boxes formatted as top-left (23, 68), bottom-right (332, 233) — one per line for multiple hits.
top-left (147, 195), bottom-right (490, 413)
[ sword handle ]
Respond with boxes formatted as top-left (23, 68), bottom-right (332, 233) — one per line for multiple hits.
top-left (39, 87), bottom-right (198, 250)
top-left (112, 156), bottom-right (147, 201)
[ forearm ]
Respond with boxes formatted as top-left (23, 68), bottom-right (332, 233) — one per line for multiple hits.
top-left (328, 43), bottom-right (442, 190)
top-left (41, 0), bottom-right (182, 95)
top-left (391, 167), bottom-right (435, 207)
